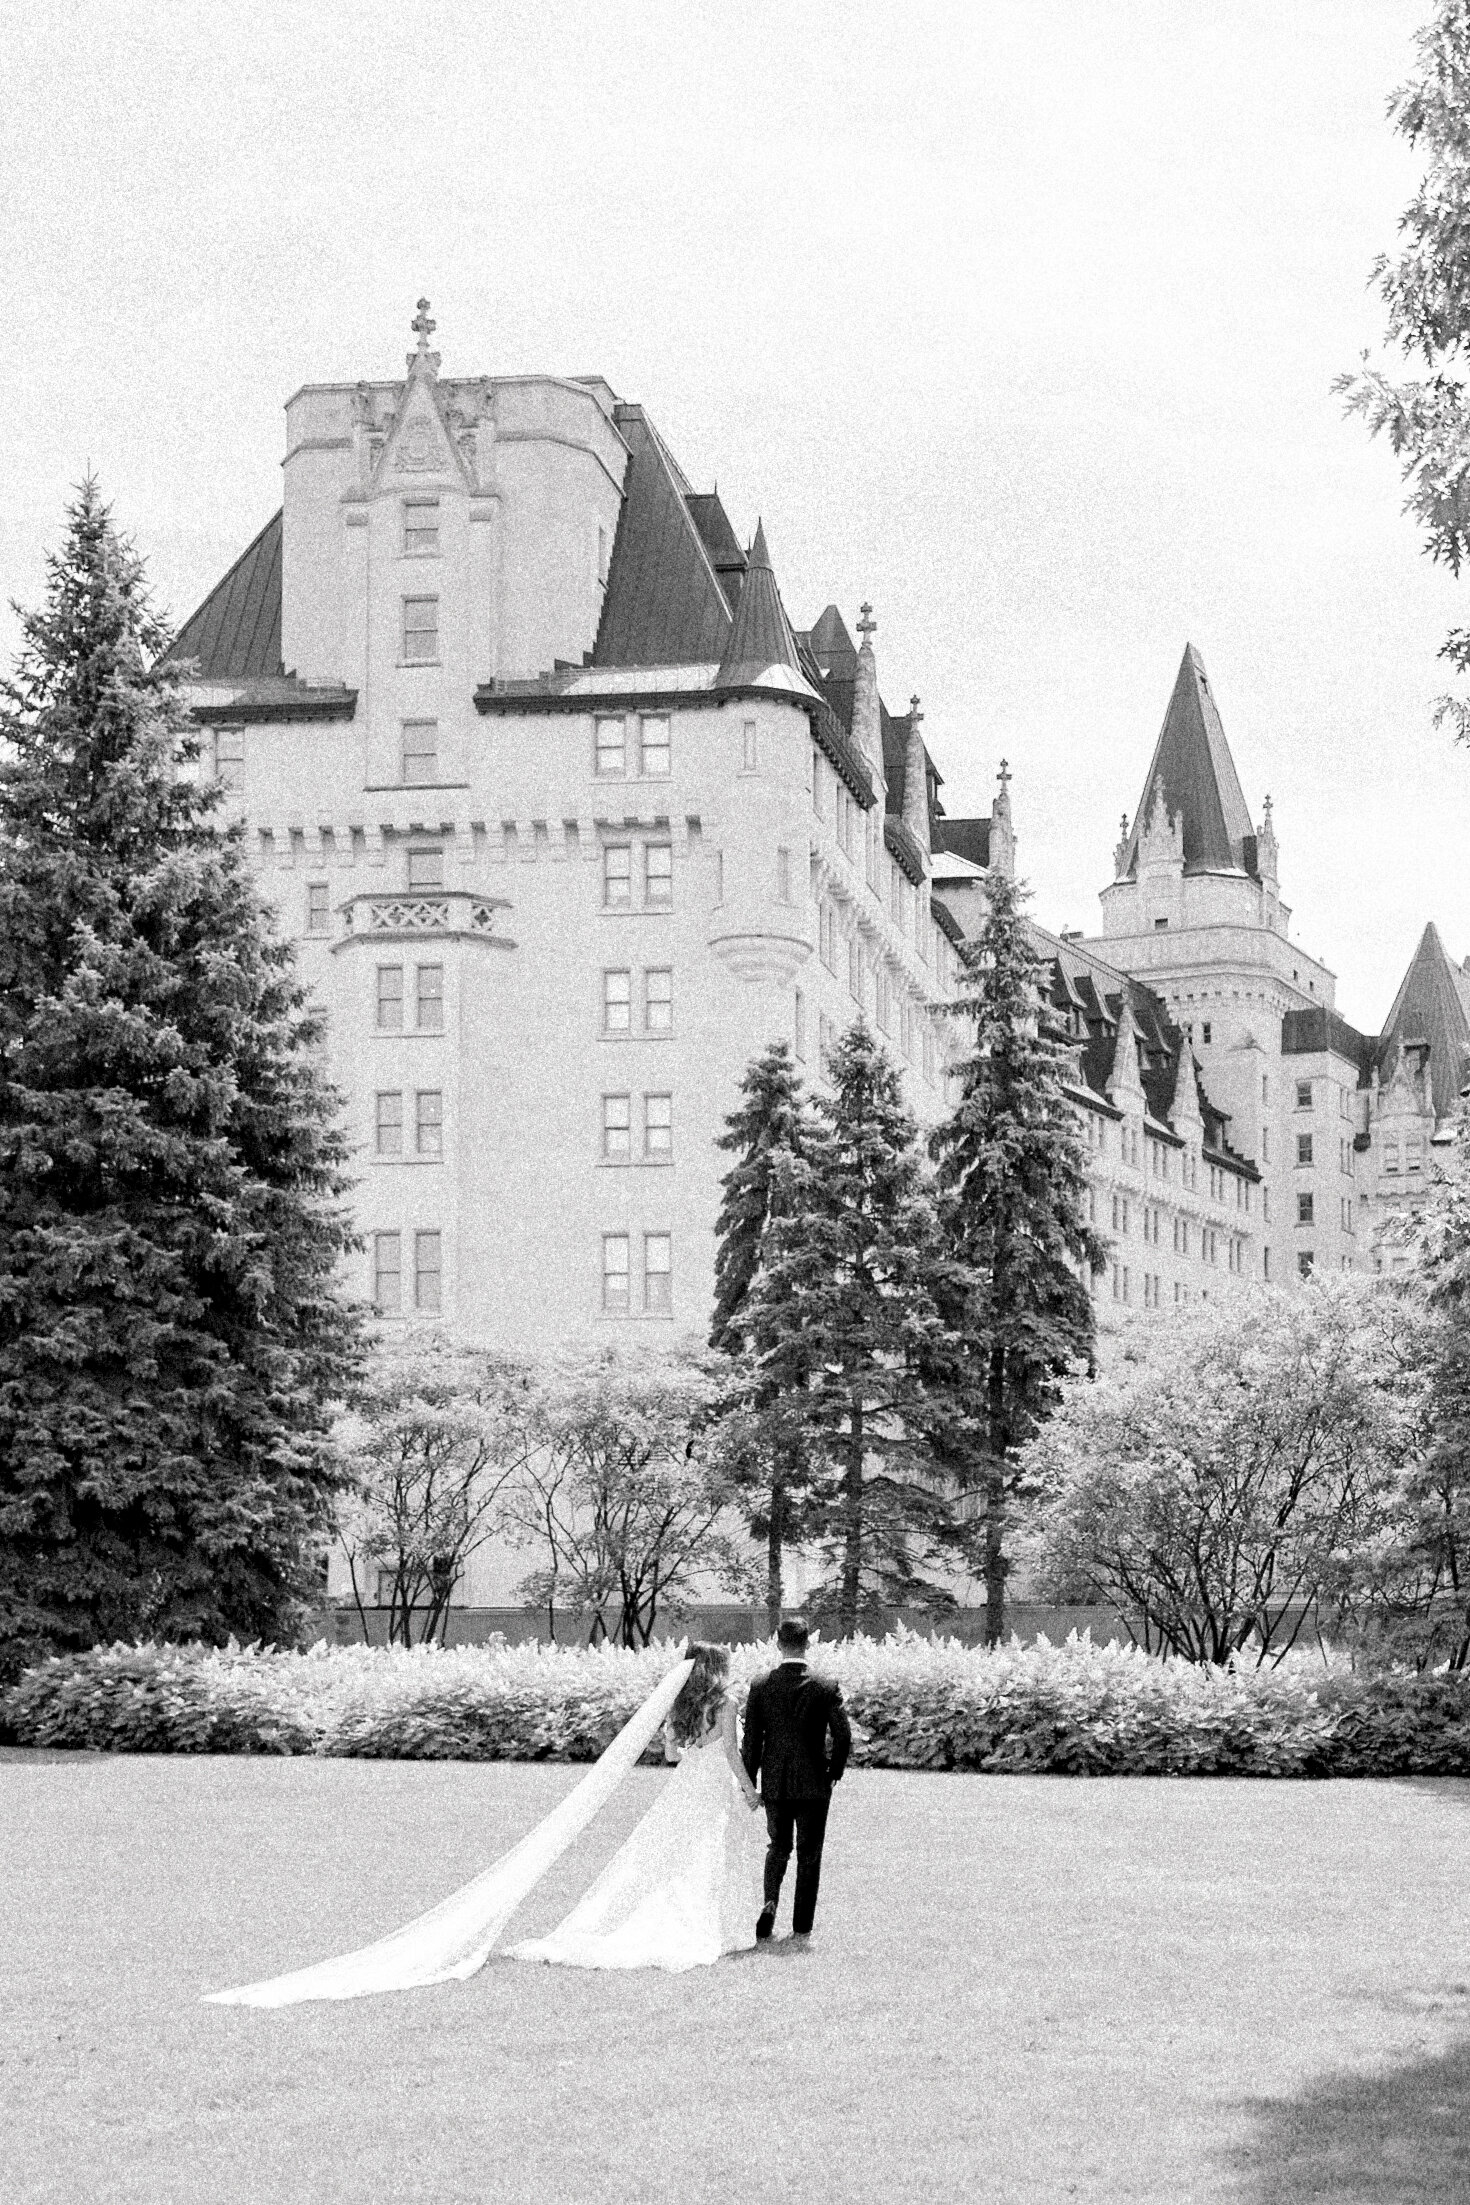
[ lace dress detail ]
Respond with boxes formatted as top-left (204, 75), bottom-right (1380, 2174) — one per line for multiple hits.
top-left (508, 1705), bottom-right (765, 1973)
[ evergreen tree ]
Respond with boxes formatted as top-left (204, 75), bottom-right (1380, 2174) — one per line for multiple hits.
top-left (931, 870), bottom-right (1104, 1645)
top-left (743, 1022), bottom-right (966, 1636)
top-left (709, 1040), bottom-right (813, 1628)
top-left (0, 484), bottom-right (364, 1678)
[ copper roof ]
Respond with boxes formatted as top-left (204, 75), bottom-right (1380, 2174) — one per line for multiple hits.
top-left (161, 510), bottom-right (282, 679)
top-left (1121, 644), bottom-right (1257, 877)
top-left (1374, 920), bottom-right (1470, 1121)
top-left (592, 408), bottom-right (734, 668)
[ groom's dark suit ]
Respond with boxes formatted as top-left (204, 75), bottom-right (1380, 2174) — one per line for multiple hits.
top-left (741, 1659), bottom-right (852, 1935)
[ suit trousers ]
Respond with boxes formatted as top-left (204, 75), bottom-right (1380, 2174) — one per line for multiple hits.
top-left (762, 1798), bottom-right (831, 1934)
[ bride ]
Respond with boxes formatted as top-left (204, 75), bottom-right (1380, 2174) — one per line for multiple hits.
top-left (508, 1642), bottom-right (765, 1973)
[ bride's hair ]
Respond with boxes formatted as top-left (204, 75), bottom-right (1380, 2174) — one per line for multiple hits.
top-left (668, 1642), bottom-right (730, 1745)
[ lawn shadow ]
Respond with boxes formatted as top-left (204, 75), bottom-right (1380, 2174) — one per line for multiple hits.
top-left (1225, 2012), bottom-right (1470, 2203)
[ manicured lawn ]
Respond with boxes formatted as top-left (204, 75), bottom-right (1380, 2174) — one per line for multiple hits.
top-left (3, 1755), bottom-right (1470, 2204)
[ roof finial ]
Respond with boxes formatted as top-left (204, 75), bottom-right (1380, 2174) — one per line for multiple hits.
top-left (909, 693), bottom-right (923, 727)
top-left (997, 757), bottom-right (1012, 792)
top-left (412, 297), bottom-right (436, 352)
top-left (856, 602), bottom-right (876, 640)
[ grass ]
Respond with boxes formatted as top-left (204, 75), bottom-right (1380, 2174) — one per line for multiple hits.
top-left (3, 1756), bottom-right (1470, 2205)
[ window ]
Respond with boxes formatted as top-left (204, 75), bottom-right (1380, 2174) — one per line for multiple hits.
top-left (645, 968), bottom-right (672, 1033)
top-left (644, 1093), bottom-right (672, 1161)
top-left (402, 596), bottom-right (439, 662)
top-left (595, 718), bottom-right (626, 776)
top-left (1297, 1134), bottom-right (1313, 1167)
top-left (414, 1231), bottom-right (442, 1315)
top-left (373, 1232), bottom-right (402, 1315)
top-left (603, 844), bottom-right (632, 908)
top-left (640, 717), bottom-right (670, 777)
top-left (820, 902), bottom-right (837, 973)
top-left (215, 727), bottom-right (244, 787)
top-left (407, 846), bottom-right (444, 891)
top-left (602, 1094), bottom-right (631, 1163)
top-left (415, 1090), bottom-right (443, 1158)
top-left (375, 1092), bottom-right (403, 1156)
top-left (1406, 1136), bottom-right (1424, 1174)
top-left (602, 1234), bottom-right (630, 1314)
top-left (794, 988), bottom-right (807, 1061)
top-left (875, 967), bottom-right (891, 1035)
top-left (1263, 1248), bottom-right (1271, 1281)
top-left (306, 882), bottom-right (330, 936)
top-left (403, 499), bottom-right (439, 555)
top-left (1201, 1022), bottom-right (1212, 1044)
top-left (1262, 1075), bottom-right (1270, 1105)
top-left (603, 969), bottom-right (631, 1034)
top-left (1154, 917), bottom-right (1168, 931)
top-left (1296, 1080), bottom-right (1313, 1109)
top-left (848, 934), bottom-right (863, 1003)
top-left (415, 964), bottom-right (444, 1032)
top-left (1262, 1126), bottom-right (1270, 1163)
top-left (376, 965), bottom-right (404, 1032)
top-left (1263, 1185), bottom-right (1271, 1223)
top-left (776, 848), bottom-right (792, 902)
top-left (644, 843), bottom-right (673, 908)
top-left (644, 1233), bottom-right (672, 1314)
top-left (741, 719), bottom-right (757, 771)
top-left (1298, 1192), bottom-right (1314, 1225)
top-left (713, 849), bottom-right (724, 904)
top-left (812, 749), bottom-right (827, 818)
top-left (1298, 1251), bottom-right (1315, 1279)
top-left (401, 721), bottom-right (438, 786)
top-left (1384, 1139), bottom-right (1400, 1175)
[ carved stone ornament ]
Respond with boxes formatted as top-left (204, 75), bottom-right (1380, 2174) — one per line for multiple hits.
top-left (395, 416), bottom-right (441, 472)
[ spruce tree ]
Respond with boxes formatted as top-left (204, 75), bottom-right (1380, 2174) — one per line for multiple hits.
top-left (743, 1022), bottom-right (965, 1635)
top-left (0, 484), bottom-right (364, 1678)
top-left (710, 1040), bottom-right (813, 1628)
top-left (931, 870), bottom-right (1104, 1644)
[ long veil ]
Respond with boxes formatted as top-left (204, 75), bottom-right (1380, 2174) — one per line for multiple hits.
top-left (203, 1655), bottom-right (693, 2008)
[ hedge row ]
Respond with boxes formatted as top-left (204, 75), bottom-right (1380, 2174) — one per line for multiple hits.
top-left (5, 1632), bottom-right (1470, 1776)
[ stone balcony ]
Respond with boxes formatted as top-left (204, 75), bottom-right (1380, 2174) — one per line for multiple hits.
top-left (331, 890), bottom-right (515, 950)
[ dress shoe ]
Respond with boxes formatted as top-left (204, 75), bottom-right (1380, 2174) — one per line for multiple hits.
top-left (755, 1904), bottom-right (776, 1943)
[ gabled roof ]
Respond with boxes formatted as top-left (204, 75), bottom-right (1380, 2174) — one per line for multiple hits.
top-left (160, 510), bottom-right (283, 679)
top-left (806, 605), bottom-right (858, 677)
top-left (713, 521), bottom-right (815, 697)
top-left (1374, 921), bottom-right (1470, 1122)
top-left (592, 407), bottom-right (734, 668)
top-left (1121, 644), bottom-right (1258, 877)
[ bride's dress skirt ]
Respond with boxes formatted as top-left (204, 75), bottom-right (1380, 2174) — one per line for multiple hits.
top-left (509, 1741), bottom-right (765, 1973)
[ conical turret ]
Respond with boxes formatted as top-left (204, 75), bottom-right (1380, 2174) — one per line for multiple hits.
top-left (714, 521), bottom-right (813, 696)
top-left (1119, 645), bottom-right (1256, 878)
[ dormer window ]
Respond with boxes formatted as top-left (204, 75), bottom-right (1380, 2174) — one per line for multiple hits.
top-left (403, 499), bottom-right (440, 556)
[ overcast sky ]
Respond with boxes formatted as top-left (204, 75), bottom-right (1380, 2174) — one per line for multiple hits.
top-left (1, 1), bottom-right (1459, 1028)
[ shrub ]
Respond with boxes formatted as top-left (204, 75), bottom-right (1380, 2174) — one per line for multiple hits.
top-left (4, 1629), bottom-right (1470, 1776)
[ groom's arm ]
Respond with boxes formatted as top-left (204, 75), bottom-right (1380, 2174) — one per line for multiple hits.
top-left (826, 1686), bottom-right (852, 1784)
top-left (741, 1683), bottom-right (764, 1788)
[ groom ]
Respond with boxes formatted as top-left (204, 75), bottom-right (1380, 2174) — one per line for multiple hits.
top-left (741, 1616), bottom-right (852, 1945)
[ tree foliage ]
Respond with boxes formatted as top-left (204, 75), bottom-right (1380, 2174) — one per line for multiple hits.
top-left (334, 1334), bottom-right (532, 1646)
top-left (740, 1022), bottom-right (969, 1636)
top-left (709, 1039), bottom-right (819, 1628)
top-left (1025, 1283), bottom-right (1425, 1666)
top-left (499, 1346), bottom-right (752, 1647)
top-left (1337, 2), bottom-right (1470, 740)
top-left (0, 484), bottom-right (363, 1678)
top-left (931, 871), bottom-right (1103, 1643)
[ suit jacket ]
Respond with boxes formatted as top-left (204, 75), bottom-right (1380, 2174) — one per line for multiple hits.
top-left (741, 1661), bottom-right (852, 1803)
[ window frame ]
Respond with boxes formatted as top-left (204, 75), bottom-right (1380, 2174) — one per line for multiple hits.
top-left (401, 595), bottom-right (440, 664)
top-left (415, 963), bottom-right (445, 1033)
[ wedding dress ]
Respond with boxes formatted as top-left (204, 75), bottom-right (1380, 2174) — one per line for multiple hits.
top-left (508, 1693), bottom-right (766, 1972)
top-left (203, 1656), bottom-right (693, 2007)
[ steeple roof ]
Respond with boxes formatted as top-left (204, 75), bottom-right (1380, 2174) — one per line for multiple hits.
top-left (1375, 921), bottom-right (1470, 1123)
top-left (1121, 644), bottom-right (1257, 877)
top-left (714, 521), bottom-right (815, 698)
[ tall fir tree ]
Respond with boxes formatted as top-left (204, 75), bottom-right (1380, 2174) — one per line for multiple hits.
top-left (742, 1022), bottom-right (967, 1635)
top-left (0, 484), bottom-right (364, 1678)
top-left (931, 870), bottom-right (1104, 1645)
top-left (709, 1039), bottom-right (813, 1628)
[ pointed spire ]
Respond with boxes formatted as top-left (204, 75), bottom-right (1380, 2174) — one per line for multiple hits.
top-left (1113, 813), bottom-right (1131, 879)
top-left (991, 759), bottom-right (1015, 879)
top-left (850, 599), bottom-right (884, 787)
top-left (1107, 990), bottom-right (1147, 1103)
top-left (902, 696), bottom-right (930, 857)
top-left (1258, 792), bottom-right (1279, 888)
top-left (1167, 1036), bottom-right (1204, 1130)
top-left (1119, 645), bottom-right (1256, 878)
top-left (1376, 920), bottom-right (1470, 1126)
top-left (714, 520), bottom-right (813, 695)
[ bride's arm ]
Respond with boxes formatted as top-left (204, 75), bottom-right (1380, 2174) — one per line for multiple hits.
top-left (662, 1716), bottom-right (681, 1764)
top-left (721, 1697), bottom-right (761, 1807)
